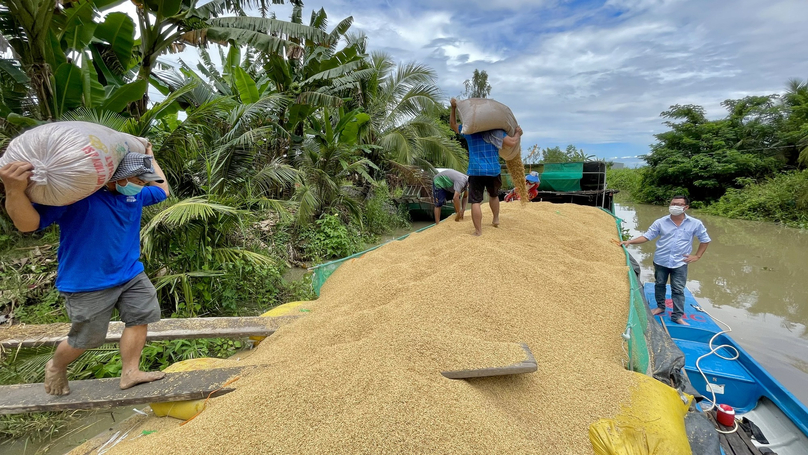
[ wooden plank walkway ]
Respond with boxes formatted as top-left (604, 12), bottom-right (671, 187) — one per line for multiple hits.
top-left (0, 316), bottom-right (301, 348)
top-left (441, 343), bottom-right (537, 379)
top-left (0, 367), bottom-right (248, 415)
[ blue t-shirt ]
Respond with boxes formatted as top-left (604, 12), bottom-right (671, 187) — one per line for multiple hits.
top-left (460, 124), bottom-right (504, 176)
top-left (34, 186), bottom-right (167, 292)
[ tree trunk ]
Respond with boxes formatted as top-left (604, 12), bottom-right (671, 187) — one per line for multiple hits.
top-left (29, 63), bottom-right (54, 120)
top-left (131, 63), bottom-right (153, 118)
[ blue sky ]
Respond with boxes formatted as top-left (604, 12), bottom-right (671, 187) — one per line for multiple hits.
top-left (133, 0), bottom-right (808, 167)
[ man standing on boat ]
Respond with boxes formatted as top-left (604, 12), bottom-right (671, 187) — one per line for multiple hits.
top-left (0, 145), bottom-right (169, 395)
top-left (432, 169), bottom-right (469, 224)
top-left (621, 196), bottom-right (711, 326)
top-left (449, 98), bottom-right (523, 236)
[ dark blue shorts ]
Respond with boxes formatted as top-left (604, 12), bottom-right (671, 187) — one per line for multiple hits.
top-left (432, 187), bottom-right (454, 208)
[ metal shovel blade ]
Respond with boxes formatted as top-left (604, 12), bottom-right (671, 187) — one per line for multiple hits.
top-left (441, 343), bottom-right (537, 379)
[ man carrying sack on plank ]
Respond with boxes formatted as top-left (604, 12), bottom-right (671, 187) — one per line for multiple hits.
top-left (450, 98), bottom-right (523, 236)
top-left (0, 144), bottom-right (169, 395)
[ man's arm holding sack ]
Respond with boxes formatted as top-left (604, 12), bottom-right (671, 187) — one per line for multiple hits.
top-left (143, 142), bottom-right (169, 197)
top-left (0, 161), bottom-right (40, 232)
top-left (503, 126), bottom-right (523, 148)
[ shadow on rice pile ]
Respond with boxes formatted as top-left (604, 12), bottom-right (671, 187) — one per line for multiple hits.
top-left (83, 202), bottom-right (695, 455)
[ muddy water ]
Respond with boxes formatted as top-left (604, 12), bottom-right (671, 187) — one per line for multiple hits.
top-left (615, 202), bottom-right (808, 406)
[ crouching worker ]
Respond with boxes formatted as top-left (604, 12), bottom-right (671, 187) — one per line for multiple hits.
top-left (504, 173), bottom-right (540, 202)
top-left (433, 169), bottom-right (469, 224)
top-left (0, 146), bottom-right (170, 395)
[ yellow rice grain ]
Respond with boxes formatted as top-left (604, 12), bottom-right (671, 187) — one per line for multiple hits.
top-left (102, 202), bottom-right (634, 455)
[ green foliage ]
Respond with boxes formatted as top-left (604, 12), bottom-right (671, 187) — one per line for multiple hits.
top-left (138, 338), bottom-right (245, 371)
top-left (0, 410), bottom-right (79, 444)
top-left (607, 167), bottom-right (644, 196)
top-left (0, 239), bottom-right (64, 325)
top-left (463, 68), bottom-right (491, 99)
top-left (639, 95), bottom-right (800, 205)
top-left (533, 144), bottom-right (595, 163)
top-left (704, 170), bottom-right (808, 228)
top-left (299, 213), bottom-right (362, 260)
top-left (141, 197), bottom-right (287, 318)
top-left (362, 182), bottom-right (409, 235)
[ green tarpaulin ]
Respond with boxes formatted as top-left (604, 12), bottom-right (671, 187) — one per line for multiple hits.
top-left (538, 162), bottom-right (583, 192)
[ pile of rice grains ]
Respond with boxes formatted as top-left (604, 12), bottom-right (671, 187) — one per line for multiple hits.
top-left (105, 203), bottom-right (635, 454)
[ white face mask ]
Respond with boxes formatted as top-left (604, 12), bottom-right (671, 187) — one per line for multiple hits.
top-left (669, 205), bottom-right (685, 216)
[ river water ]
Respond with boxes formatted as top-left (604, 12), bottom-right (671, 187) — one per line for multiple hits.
top-left (615, 202), bottom-right (808, 406)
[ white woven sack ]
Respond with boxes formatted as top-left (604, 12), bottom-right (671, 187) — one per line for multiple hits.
top-left (499, 136), bottom-right (521, 161)
top-left (0, 121), bottom-right (147, 206)
top-left (456, 98), bottom-right (519, 136)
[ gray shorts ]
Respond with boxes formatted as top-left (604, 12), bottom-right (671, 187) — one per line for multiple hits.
top-left (61, 272), bottom-right (161, 349)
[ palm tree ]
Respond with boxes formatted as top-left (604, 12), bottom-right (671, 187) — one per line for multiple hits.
top-left (131, 0), bottom-right (331, 115)
top-left (292, 107), bottom-right (377, 225)
top-left (782, 79), bottom-right (808, 167)
top-left (356, 52), bottom-right (467, 173)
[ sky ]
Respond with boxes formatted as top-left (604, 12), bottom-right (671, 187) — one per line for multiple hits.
top-left (120, 0), bottom-right (808, 167)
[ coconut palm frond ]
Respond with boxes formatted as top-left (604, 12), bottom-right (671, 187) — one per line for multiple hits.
top-left (293, 182), bottom-right (321, 225)
top-left (0, 346), bottom-right (53, 384)
top-left (251, 158), bottom-right (298, 195)
top-left (379, 129), bottom-right (415, 165)
top-left (415, 135), bottom-right (467, 170)
top-left (59, 108), bottom-right (129, 131)
top-left (141, 197), bottom-right (244, 246)
top-left (296, 91), bottom-right (343, 108)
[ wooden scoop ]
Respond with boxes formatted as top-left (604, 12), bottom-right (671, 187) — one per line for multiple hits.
top-left (441, 343), bottom-right (537, 379)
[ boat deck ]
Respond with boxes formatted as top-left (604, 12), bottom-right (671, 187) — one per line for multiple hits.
top-left (643, 284), bottom-right (808, 455)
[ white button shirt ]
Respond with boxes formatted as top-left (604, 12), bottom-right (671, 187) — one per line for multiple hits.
top-left (644, 214), bottom-right (711, 269)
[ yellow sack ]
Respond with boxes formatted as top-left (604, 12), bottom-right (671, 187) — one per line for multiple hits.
top-left (150, 358), bottom-right (233, 420)
top-left (250, 300), bottom-right (312, 345)
top-left (589, 373), bottom-right (693, 455)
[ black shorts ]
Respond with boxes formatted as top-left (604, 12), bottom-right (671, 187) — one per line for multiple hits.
top-left (468, 175), bottom-right (502, 204)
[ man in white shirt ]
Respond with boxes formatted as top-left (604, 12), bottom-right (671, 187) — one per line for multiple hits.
top-left (621, 196), bottom-right (711, 325)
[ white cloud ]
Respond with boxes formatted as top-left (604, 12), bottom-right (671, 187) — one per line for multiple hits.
top-left (115, 0), bottom-right (808, 160)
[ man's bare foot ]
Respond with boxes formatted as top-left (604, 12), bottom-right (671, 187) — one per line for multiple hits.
top-left (471, 231), bottom-right (482, 236)
top-left (492, 219), bottom-right (500, 227)
top-left (651, 308), bottom-right (664, 316)
top-left (455, 214), bottom-right (462, 222)
top-left (44, 360), bottom-right (70, 396)
top-left (120, 370), bottom-right (166, 390)
top-left (672, 319), bottom-right (690, 326)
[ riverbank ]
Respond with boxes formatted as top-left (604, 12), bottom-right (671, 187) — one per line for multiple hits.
top-left (607, 168), bottom-right (808, 229)
top-left (616, 202), bottom-right (808, 405)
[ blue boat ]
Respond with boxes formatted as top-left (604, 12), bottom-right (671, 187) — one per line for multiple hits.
top-left (643, 283), bottom-right (808, 454)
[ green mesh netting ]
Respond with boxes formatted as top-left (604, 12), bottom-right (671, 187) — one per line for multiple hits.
top-left (601, 207), bottom-right (650, 374)
top-left (310, 225), bottom-right (434, 296)
top-left (538, 162), bottom-right (583, 192)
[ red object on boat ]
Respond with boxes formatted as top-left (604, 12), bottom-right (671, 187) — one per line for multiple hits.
top-left (716, 404), bottom-right (736, 426)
